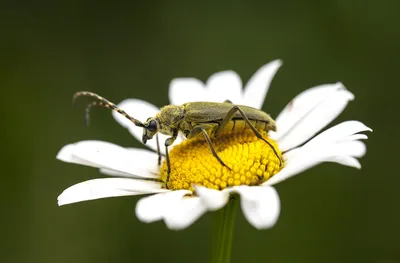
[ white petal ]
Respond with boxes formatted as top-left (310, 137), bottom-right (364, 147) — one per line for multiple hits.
top-left (272, 83), bottom-right (354, 151)
top-left (243, 60), bottom-right (282, 109)
top-left (168, 78), bottom-right (207, 105)
top-left (329, 156), bottom-right (361, 169)
top-left (112, 99), bottom-right (183, 153)
top-left (304, 121), bottom-right (372, 147)
top-left (283, 121), bottom-right (371, 160)
top-left (234, 185), bottom-right (280, 229)
top-left (285, 139), bottom-right (367, 160)
top-left (58, 178), bottom-right (166, 206)
top-left (194, 185), bottom-right (229, 211)
top-left (273, 83), bottom-right (344, 135)
top-left (265, 141), bottom-right (366, 186)
top-left (57, 143), bottom-right (90, 166)
top-left (264, 155), bottom-right (323, 185)
top-left (163, 196), bottom-right (207, 230)
top-left (135, 190), bottom-right (190, 223)
top-left (99, 168), bottom-right (140, 177)
top-left (206, 71), bottom-right (243, 104)
top-left (322, 140), bottom-right (367, 158)
top-left (57, 141), bottom-right (160, 179)
top-left (342, 134), bottom-right (368, 141)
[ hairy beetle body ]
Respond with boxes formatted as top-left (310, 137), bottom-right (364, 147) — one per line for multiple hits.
top-left (73, 92), bottom-right (282, 188)
top-left (175, 102), bottom-right (276, 139)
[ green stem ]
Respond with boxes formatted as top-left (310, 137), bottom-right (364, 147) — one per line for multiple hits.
top-left (211, 197), bottom-right (238, 263)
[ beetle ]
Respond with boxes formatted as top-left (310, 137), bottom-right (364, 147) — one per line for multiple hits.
top-left (73, 91), bottom-right (282, 187)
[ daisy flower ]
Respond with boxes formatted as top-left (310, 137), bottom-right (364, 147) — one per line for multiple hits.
top-left (57, 60), bottom-right (371, 232)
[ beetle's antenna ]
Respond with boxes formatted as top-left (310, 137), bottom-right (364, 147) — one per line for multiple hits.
top-left (83, 100), bottom-right (104, 126)
top-left (73, 91), bottom-right (145, 127)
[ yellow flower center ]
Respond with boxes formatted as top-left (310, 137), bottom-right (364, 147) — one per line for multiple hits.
top-left (160, 130), bottom-right (283, 191)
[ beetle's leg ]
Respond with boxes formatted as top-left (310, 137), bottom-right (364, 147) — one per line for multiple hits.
top-left (188, 125), bottom-right (231, 170)
top-left (215, 106), bottom-right (283, 167)
top-left (186, 123), bottom-right (216, 139)
top-left (156, 134), bottom-right (161, 166)
top-left (164, 131), bottom-right (178, 189)
top-left (223, 99), bottom-right (233, 104)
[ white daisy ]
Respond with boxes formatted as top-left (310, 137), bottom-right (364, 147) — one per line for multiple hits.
top-left (57, 60), bottom-right (371, 230)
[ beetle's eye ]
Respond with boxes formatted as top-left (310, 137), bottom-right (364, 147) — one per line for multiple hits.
top-left (147, 120), bottom-right (157, 132)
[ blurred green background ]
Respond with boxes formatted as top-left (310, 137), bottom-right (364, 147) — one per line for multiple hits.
top-left (1, 1), bottom-right (399, 263)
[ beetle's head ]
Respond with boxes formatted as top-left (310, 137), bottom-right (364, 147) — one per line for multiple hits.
top-left (142, 117), bottom-right (159, 144)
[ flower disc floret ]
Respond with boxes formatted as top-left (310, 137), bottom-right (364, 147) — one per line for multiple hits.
top-left (161, 131), bottom-right (282, 191)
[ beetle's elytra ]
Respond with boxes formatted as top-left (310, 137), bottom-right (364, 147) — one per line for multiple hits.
top-left (73, 91), bottom-right (282, 188)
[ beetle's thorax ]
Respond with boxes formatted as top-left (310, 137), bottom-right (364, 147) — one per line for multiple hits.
top-left (157, 105), bottom-right (186, 135)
